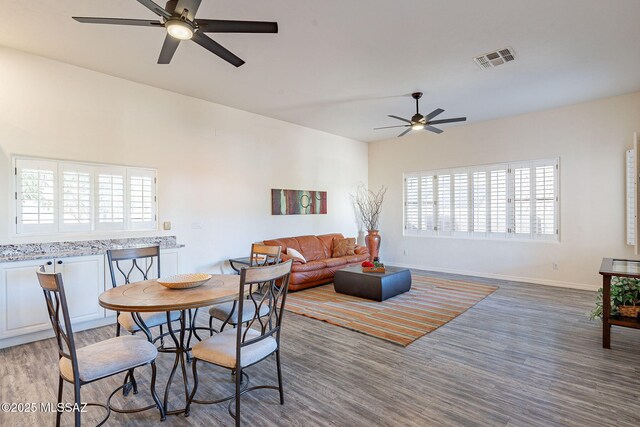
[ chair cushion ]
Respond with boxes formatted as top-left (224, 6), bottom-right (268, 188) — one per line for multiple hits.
top-left (209, 301), bottom-right (269, 325)
top-left (192, 328), bottom-right (277, 369)
top-left (60, 335), bottom-right (157, 382)
top-left (118, 311), bottom-right (180, 332)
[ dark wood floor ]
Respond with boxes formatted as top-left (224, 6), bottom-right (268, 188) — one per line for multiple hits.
top-left (2, 270), bottom-right (640, 426)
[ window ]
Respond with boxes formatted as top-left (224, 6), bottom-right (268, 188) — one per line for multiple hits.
top-left (404, 158), bottom-right (559, 241)
top-left (14, 157), bottom-right (157, 235)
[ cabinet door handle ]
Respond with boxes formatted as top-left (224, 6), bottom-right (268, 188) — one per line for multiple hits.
top-left (57, 260), bottom-right (63, 265)
top-left (46, 261), bottom-right (53, 266)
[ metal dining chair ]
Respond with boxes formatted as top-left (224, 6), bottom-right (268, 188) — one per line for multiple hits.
top-left (107, 246), bottom-right (181, 344)
top-left (208, 244), bottom-right (281, 333)
top-left (185, 260), bottom-right (293, 426)
top-left (36, 267), bottom-right (165, 427)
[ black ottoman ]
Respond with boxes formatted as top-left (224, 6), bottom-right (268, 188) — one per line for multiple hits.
top-left (333, 266), bottom-right (412, 301)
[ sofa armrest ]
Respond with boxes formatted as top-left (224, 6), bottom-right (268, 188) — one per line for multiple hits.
top-left (354, 245), bottom-right (369, 255)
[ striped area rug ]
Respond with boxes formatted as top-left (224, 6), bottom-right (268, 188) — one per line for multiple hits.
top-left (284, 275), bottom-right (498, 346)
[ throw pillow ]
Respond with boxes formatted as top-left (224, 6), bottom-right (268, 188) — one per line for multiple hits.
top-left (332, 237), bottom-right (356, 257)
top-left (287, 247), bottom-right (307, 264)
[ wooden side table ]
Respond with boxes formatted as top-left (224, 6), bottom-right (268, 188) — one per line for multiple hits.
top-left (599, 258), bottom-right (640, 348)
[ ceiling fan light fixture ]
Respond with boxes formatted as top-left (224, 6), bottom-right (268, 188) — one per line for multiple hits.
top-left (166, 20), bottom-right (194, 40)
top-left (412, 123), bottom-right (424, 131)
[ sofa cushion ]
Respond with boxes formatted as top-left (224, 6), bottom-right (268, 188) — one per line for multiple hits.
top-left (263, 237), bottom-right (300, 254)
top-left (317, 233), bottom-right (344, 258)
top-left (332, 238), bottom-right (356, 257)
top-left (295, 236), bottom-right (326, 262)
top-left (291, 268), bottom-right (334, 285)
top-left (291, 260), bottom-right (326, 272)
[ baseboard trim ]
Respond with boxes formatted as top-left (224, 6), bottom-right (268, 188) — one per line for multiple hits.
top-left (387, 262), bottom-right (598, 291)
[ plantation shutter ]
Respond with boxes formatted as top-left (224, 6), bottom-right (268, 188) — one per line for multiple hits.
top-left (534, 163), bottom-right (557, 238)
top-left (471, 171), bottom-right (488, 234)
top-left (512, 166), bottom-right (532, 237)
top-left (15, 159), bottom-right (58, 234)
top-left (403, 159), bottom-right (558, 241)
top-left (420, 175), bottom-right (435, 233)
top-left (128, 168), bottom-right (157, 230)
top-left (489, 168), bottom-right (507, 235)
top-left (437, 174), bottom-right (452, 233)
top-left (95, 166), bottom-right (126, 231)
top-left (59, 164), bottom-right (93, 232)
top-left (404, 176), bottom-right (419, 232)
top-left (453, 173), bottom-right (469, 232)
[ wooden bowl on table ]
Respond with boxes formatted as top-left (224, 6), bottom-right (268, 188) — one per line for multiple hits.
top-left (157, 273), bottom-right (212, 289)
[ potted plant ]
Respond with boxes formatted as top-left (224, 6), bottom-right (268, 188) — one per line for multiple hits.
top-left (590, 276), bottom-right (640, 320)
top-left (352, 185), bottom-right (387, 262)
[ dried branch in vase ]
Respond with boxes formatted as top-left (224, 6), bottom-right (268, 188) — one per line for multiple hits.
top-left (351, 185), bottom-right (387, 231)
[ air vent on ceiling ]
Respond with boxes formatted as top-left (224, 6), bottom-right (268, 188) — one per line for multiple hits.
top-left (473, 47), bottom-right (516, 69)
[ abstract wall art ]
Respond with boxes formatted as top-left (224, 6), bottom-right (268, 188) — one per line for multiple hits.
top-left (271, 189), bottom-right (327, 215)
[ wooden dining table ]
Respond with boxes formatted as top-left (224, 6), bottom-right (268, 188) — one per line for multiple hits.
top-left (99, 274), bottom-right (241, 416)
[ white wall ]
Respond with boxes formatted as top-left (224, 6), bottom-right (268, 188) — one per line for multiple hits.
top-left (369, 92), bottom-right (640, 290)
top-left (0, 46), bottom-right (368, 272)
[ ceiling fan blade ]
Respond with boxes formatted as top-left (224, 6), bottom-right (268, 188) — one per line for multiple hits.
top-left (191, 32), bottom-right (245, 67)
top-left (374, 125), bottom-right (410, 130)
top-left (428, 117), bottom-right (467, 125)
top-left (423, 108), bottom-right (444, 122)
top-left (136, 0), bottom-right (171, 18)
top-left (426, 126), bottom-right (443, 134)
top-left (158, 34), bottom-right (180, 64)
top-left (197, 19), bottom-right (278, 33)
top-left (175, 0), bottom-right (202, 21)
top-left (73, 17), bottom-right (163, 27)
top-left (388, 115), bottom-right (411, 124)
top-left (398, 128), bottom-right (412, 138)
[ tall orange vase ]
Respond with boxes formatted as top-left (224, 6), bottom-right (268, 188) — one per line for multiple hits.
top-left (365, 230), bottom-right (381, 262)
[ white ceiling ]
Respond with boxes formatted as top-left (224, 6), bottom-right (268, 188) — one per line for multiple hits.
top-left (3, 0), bottom-right (640, 142)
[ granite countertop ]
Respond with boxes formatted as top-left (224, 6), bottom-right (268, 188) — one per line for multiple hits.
top-left (0, 236), bottom-right (184, 263)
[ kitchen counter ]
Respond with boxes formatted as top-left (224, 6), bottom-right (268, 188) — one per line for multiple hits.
top-left (0, 236), bottom-right (184, 263)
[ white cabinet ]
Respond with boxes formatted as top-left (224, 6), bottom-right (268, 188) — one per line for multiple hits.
top-left (0, 247), bottom-right (181, 348)
top-left (0, 255), bottom-right (105, 340)
top-left (55, 255), bottom-right (105, 324)
top-left (0, 259), bottom-right (53, 339)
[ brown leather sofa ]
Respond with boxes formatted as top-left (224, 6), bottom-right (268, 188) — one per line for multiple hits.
top-left (263, 233), bottom-right (369, 291)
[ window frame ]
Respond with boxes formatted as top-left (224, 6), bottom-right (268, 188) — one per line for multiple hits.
top-left (12, 156), bottom-right (158, 236)
top-left (403, 158), bottom-right (560, 242)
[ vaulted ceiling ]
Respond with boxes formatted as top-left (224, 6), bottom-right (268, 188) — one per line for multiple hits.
top-left (3, 0), bottom-right (640, 142)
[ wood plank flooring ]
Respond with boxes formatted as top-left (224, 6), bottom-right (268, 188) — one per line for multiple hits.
top-left (1, 269), bottom-right (640, 426)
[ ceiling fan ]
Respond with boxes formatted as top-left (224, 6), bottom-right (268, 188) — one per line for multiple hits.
top-left (73, 0), bottom-right (278, 67)
top-left (374, 92), bottom-right (467, 137)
